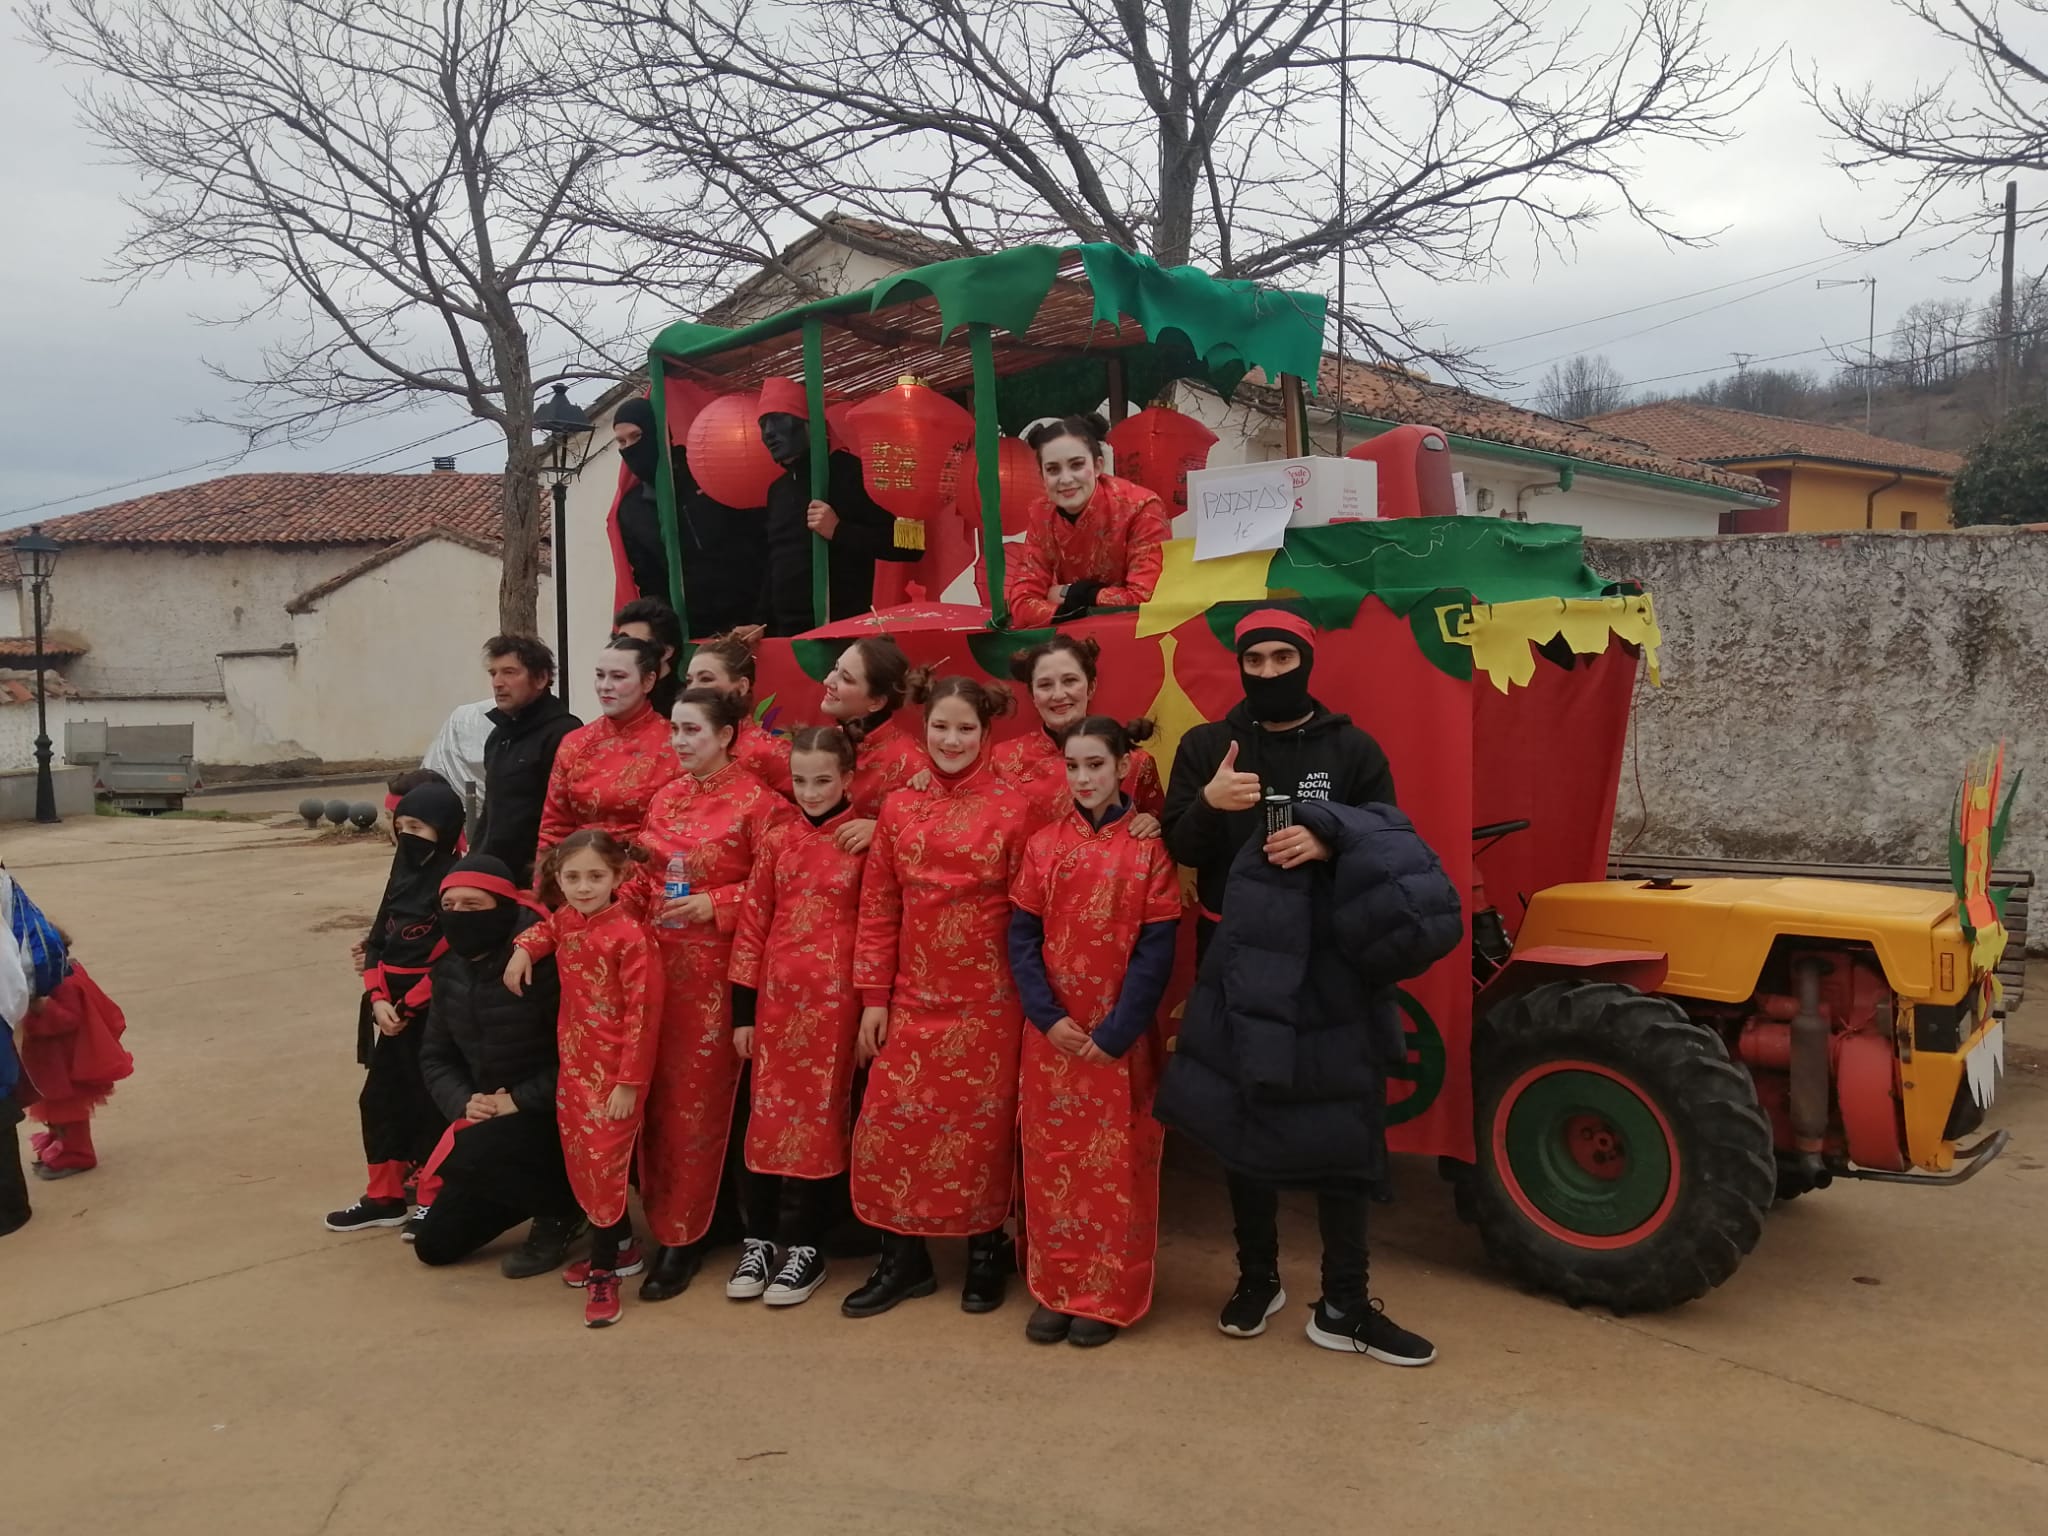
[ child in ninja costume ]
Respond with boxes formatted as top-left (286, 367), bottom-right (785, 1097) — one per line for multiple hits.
top-left (326, 780), bottom-right (467, 1236)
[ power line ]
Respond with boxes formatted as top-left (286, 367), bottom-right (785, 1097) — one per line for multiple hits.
top-left (1469, 249), bottom-right (1864, 354)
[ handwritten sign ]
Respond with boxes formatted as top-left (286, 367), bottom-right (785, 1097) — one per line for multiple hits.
top-left (1191, 463), bottom-right (1304, 561)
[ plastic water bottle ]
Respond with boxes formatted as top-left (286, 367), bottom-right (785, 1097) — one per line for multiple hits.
top-left (662, 853), bottom-right (691, 929)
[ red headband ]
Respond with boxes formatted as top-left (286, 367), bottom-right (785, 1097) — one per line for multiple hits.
top-left (440, 869), bottom-right (549, 917)
top-left (1234, 608), bottom-right (1317, 649)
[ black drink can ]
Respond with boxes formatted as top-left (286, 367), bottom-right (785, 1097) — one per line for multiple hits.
top-left (1263, 791), bottom-right (1294, 836)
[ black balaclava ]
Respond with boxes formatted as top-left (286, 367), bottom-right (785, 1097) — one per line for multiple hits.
top-left (1235, 608), bottom-right (1318, 724)
top-left (392, 781), bottom-right (466, 873)
top-left (614, 397), bottom-right (662, 486)
top-left (437, 854), bottom-right (529, 960)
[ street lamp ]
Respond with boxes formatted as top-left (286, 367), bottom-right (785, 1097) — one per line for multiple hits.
top-left (535, 383), bottom-right (593, 702)
top-left (11, 526), bottom-right (62, 824)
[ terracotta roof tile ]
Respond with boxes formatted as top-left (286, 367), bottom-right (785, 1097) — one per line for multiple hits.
top-left (0, 547), bottom-right (18, 583)
top-left (0, 633), bottom-right (89, 660)
top-left (1243, 360), bottom-right (1772, 500)
top-left (1584, 401), bottom-right (1963, 477)
top-left (35, 471), bottom-right (515, 547)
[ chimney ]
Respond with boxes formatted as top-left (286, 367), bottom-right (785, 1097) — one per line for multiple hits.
top-left (431, 456), bottom-right (457, 472)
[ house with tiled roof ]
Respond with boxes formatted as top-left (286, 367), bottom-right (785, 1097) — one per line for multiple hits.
top-left (1585, 401), bottom-right (1960, 533)
top-left (10, 468), bottom-right (539, 769)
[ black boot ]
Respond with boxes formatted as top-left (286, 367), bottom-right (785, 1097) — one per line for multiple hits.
top-left (0, 1120), bottom-right (29, 1239)
top-left (840, 1233), bottom-right (936, 1318)
top-left (639, 1242), bottom-right (703, 1302)
top-left (499, 1214), bottom-right (587, 1280)
top-left (961, 1229), bottom-right (1015, 1314)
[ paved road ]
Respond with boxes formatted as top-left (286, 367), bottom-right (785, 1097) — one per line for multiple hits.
top-left (3, 818), bottom-right (2043, 1534)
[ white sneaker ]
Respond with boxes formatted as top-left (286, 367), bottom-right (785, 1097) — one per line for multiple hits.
top-left (763, 1245), bottom-right (827, 1306)
top-left (726, 1237), bottom-right (778, 1299)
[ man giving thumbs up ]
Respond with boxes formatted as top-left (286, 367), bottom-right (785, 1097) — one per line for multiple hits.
top-left (1160, 607), bottom-right (1396, 960)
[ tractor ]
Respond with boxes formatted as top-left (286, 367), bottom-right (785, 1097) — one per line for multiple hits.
top-left (620, 239), bottom-right (2014, 1312)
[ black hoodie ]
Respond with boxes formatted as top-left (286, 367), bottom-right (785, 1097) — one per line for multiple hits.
top-left (1162, 699), bottom-right (1396, 925)
top-left (612, 399), bottom-right (767, 631)
top-left (365, 781), bottom-right (467, 980)
top-left (761, 448), bottom-right (922, 636)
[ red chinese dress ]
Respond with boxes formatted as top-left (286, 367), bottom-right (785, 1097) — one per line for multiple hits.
top-left (1011, 807), bottom-right (1184, 1326)
top-left (634, 761), bottom-right (792, 1246)
top-left (851, 761), bottom-right (1032, 1236)
top-left (734, 715), bottom-right (792, 799)
top-left (849, 715), bottom-right (927, 817)
top-left (1004, 474), bottom-right (1171, 628)
top-left (990, 728), bottom-right (1165, 834)
top-left (515, 899), bottom-right (662, 1228)
top-left (535, 700), bottom-right (679, 858)
top-left (728, 805), bottom-right (867, 1178)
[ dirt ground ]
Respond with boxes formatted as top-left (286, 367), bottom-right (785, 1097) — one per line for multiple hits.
top-left (3, 817), bottom-right (2044, 1535)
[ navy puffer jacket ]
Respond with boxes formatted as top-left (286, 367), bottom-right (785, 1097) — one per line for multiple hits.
top-left (1155, 799), bottom-right (1462, 1186)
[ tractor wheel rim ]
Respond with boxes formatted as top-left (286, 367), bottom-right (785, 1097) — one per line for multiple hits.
top-left (1495, 1060), bottom-right (1680, 1248)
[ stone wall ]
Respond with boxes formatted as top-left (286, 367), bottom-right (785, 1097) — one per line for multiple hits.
top-left (1584, 526), bottom-right (2047, 883)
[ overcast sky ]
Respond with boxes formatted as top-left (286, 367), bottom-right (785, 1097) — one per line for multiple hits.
top-left (0, 0), bottom-right (2032, 528)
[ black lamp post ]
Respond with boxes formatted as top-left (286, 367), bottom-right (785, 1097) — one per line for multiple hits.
top-left (12, 526), bottom-right (62, 823)
top-left (535, 384), bottom-right (593, 702)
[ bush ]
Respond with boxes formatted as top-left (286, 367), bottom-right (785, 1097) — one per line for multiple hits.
top-left (1952, 405), bottom-right (2048, 526)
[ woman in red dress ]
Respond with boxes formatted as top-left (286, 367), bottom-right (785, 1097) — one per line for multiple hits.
top-left (684, 630), bottom-right (791, 797)
top-left (508, 830), bottom-right (663, 1329)
top-left (819, 636), bottom-right (925, 823)
top-left (1009, 716), bottom-right (1184, 1347)
top-left (842, 673), bottom-right (1034, 1319)
top-left (994, 634), bottom-right (1166, 833)
top-left (535, 636), bottom-right (679, 860)
top-left (1004, 414), bottom-right (1171, 628)
top-left (727, 724), bottom-right (867, 1307)
top-left (634, 689), bottom-right (792, 1303)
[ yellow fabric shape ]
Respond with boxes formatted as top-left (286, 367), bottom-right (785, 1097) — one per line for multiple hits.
top-left (1455, 594), bottom-right (1664, 694)
top-left (1135, 537), bottom-right (1273, 638)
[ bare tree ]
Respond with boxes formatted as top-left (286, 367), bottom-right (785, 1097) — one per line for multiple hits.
top-left (1534, 354), bottom-right (1628, 419)
top-left (1804, 2), bottom-right (2048, 253)
top-left (580, 0), bottom-right (1767, 367)
top-left (28, 0), bottom-right (741, 630)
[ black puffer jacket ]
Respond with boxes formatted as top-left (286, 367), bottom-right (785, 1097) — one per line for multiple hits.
top-left (419, 931), bottom-right (562, 1122)
top-left (1155, 798), bottom-right (1462, 1186)
top-left (476, 693), bottom-right (580, 887)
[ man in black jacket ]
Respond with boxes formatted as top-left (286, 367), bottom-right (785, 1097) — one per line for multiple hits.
top-left (612, 395), bottom-right (767, 633)
top-left (412, 856), bottom-right (583, 1277)
top-left (756, 377), bottom-right (922, 636)
top-left (1161, 607), bottom-right (1426, 1356)
top-left (473, 636), bottom-right (580, 887)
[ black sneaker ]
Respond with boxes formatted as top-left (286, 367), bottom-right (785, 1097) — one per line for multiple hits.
top-left (1306, 1297), bottom-right (1437, 1365)
top-left (763, 1245), bottom-right (827, 1306)
top-left (325, 1197), bottom-right (410, 1232)
top-left (400, 1204), bottom-right (430, 1242)
top-left (726, 1237), bottom-right (778, 1299)
top-left (1217, 1273), bottom-right (1286, 1337)
top-left (1025, 1304), bottom-right (1072, 1344)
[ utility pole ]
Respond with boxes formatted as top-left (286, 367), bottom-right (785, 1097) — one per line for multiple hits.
top-left (1818, 276), bottom-right (1879, 434)
top-left (1998, 180), bottom-right (2018, 418)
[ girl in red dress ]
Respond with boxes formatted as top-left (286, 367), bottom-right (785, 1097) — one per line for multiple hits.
top-left (994, 634), bottom-right (1166, 833)
top-left (633, 689), bottom-right (792, 1303)
top-left (727, 725), bottom-right (869, 1307)
top-left (507, 831), bottom-right (663, 1329)
top-left (818, 636), bottom-right (925, 823)
top-left (535, 636), bottom-right (679, 861)
top-left (842, 673), bottom-right (1034, 1319)
top-left (1004, 414), bottom-right (1171, 627)
top-left (684, 630), bottom-right (791, 798)
top-left (1009, 716), bottom-right (1185, 1347)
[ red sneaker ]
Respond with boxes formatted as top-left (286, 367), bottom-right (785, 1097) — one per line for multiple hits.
top-left (584, 1270), bottom-right (623, 1328)
top-left (563, 1240), bottom-right (645, 1288)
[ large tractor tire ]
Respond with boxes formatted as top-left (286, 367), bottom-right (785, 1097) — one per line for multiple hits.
top-left (1470, 980), bottom-right (1775, 1314)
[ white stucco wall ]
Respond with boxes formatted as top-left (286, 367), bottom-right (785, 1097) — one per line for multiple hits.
top-left (0, 695), bottom-right (243, 774)
top-left (48, 543), bottom-right (378, 697)
top-left (0, 582), bottom-right (23, 639)
top-left (217, 534), bottom-right (556, 764)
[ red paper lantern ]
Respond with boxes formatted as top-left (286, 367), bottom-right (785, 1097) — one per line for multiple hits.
top-left (685, 391), bottom-right (782, 508)
top-left (960, 434), bottom-right (1042, 538)
top-left (1105, 406), bottom-right (1218, 514)
top-left (844, 377), bottom-right (976, 521)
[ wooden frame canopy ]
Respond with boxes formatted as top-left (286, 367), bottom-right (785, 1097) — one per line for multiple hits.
top-left (644, 242), bottom-right (1329, 632)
